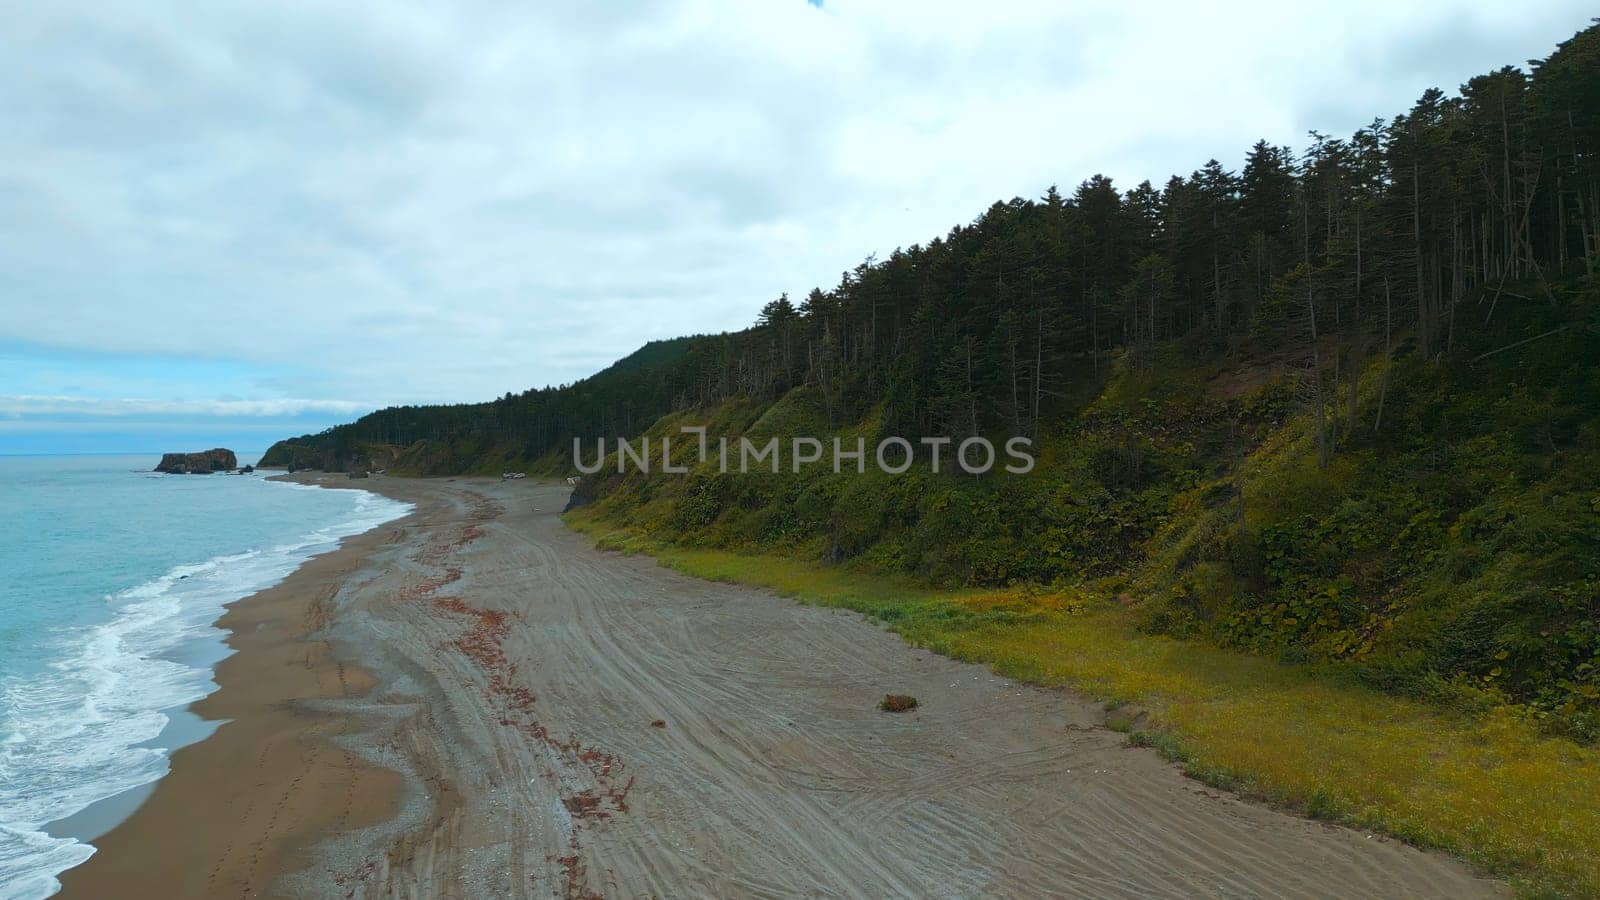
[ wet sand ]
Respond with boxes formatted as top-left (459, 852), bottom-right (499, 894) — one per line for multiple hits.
top-left (59, 475), bottom-right (1508, 898)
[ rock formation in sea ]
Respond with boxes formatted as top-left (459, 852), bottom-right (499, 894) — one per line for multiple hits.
top-left (154, 448), bottom-right (238, 474)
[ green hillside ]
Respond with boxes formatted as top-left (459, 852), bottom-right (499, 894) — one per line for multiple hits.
top-left (268, 24), bottom-right (1600, 735)
top-left (250, 23), bottom-right (1600, 893)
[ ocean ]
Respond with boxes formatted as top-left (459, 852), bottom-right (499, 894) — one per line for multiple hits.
top-left (0, 456), bottom-right (411, 899)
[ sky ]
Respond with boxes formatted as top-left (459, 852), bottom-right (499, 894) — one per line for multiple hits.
top-left (2, 1), bottom-right (1594, 454)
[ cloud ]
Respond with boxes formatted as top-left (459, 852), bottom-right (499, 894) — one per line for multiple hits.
top-left (1, 0), bottom-right (1594, 423)
top-left (0, 395), bottom-right (375, 419)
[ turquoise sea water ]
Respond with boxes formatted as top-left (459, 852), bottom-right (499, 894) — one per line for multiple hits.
top-left (0, 456), bottom-right (411, 899)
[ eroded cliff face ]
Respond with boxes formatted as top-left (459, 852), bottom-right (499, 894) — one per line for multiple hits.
top-left (154, 448), bottom-right (238, 474)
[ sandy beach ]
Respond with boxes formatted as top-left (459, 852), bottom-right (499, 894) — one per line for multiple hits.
top-left (57, 475), bottom-right (1508, 898)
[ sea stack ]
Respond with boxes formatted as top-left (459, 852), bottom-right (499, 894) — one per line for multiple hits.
top-left (154, 448), bottom-right (238, 474)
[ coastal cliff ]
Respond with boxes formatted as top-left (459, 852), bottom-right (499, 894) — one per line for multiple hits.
top-left (154, 448), bottom-right (238, 474)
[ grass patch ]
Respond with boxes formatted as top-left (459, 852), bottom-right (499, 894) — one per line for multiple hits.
top-left (566, 510), bottom-right (1600, 898)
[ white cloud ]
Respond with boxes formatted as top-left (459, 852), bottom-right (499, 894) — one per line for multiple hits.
top-left (0, 0), bottom-right (1593, 410)
top-left (0, 395), bottom-right (373, 418)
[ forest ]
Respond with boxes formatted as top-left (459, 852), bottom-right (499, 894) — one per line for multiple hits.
top-left (265, 23), bottom-right (1600, 737)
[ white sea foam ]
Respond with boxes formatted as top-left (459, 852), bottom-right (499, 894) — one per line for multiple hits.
top-left (0, 483), bottom-right (411, 899)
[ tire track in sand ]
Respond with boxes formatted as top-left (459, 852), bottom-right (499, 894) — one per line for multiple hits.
top-left (303, 479), bottom-right (1507, 899)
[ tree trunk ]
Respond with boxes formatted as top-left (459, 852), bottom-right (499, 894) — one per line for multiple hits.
top-left (1307, 278), bottom-right (1329, 469)
top-left (1413, 160), bottom-right (1429, 358)
top-left (1349, 206), bottom-right (1363, 432)
top-left (1032, 307), bottom-right (1044, 439)
top-left (1374, 277), bottom-right (1392, 433)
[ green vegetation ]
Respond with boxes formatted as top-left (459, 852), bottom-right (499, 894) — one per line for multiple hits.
top-left (572, 291), bottom-right (1599, 740)
top-left (259, 336), bottom-right (700, 473)
top-left (268, 22), bottom-right (1600, 490)
top-left (270, 23), bottom-right (1600, 893)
